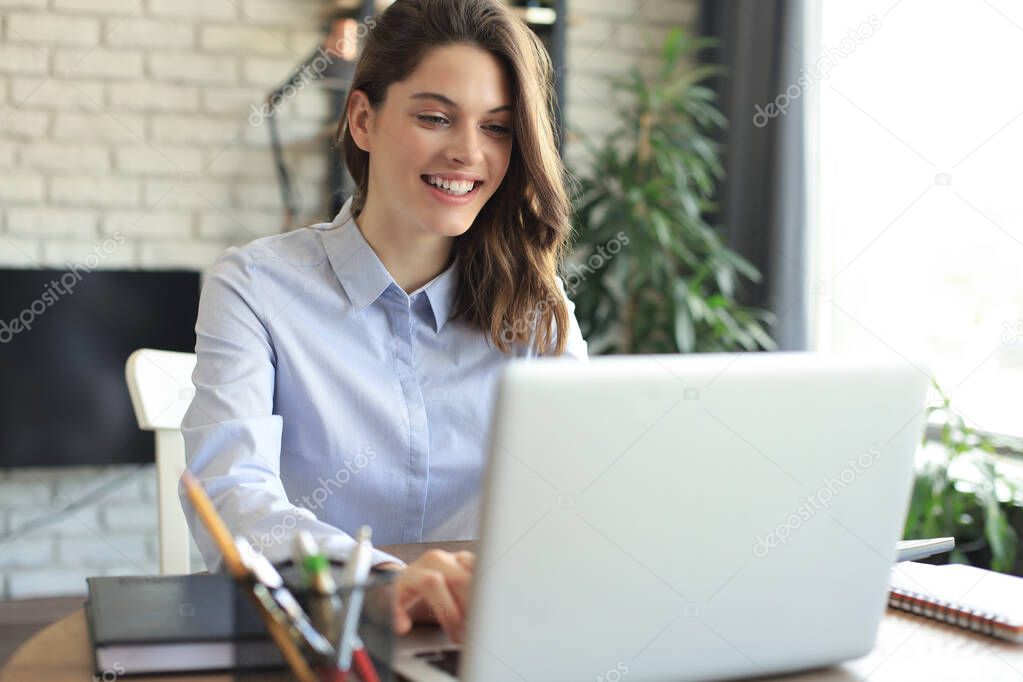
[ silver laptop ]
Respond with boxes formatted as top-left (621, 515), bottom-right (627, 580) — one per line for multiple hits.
top-left (394, 352), bottom-right (930, 681)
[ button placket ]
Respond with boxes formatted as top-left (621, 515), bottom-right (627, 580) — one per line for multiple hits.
top-left (394, 294), bottom-right (430, 542)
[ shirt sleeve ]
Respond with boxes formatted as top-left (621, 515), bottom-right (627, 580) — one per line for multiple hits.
top-left (519, 275), bottom-right (590, 360)
top-left (179, 246), bottom-right (405, 571)
top-left (554, 274), bottom-right (590, 361)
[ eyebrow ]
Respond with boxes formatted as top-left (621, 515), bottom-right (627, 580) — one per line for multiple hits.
top-left (409, 92), bottom-right (512, 114)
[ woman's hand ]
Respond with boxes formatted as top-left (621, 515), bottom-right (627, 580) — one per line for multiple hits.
top-left (376, 549), bottom-right (475, 643)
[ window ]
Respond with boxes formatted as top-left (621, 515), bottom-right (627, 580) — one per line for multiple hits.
top-left (815, 0), bottom-right (1023, 438)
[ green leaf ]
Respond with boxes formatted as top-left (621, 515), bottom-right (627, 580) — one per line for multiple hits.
top-left (685, 289), bottom-right (710, 323)
top-left (679, 191), bottom-right (701, 221)
top-left (661, 28), bottom-right (685, 67)
top-left (650, 209), bottom-right (673, 248)
top-left (713, 262), bottom-right (735, 299)
top-left (747, 322), bottom-right (777, 351)
top-left (566, 24), bottom-right (785, 364)
top-left (717, 248), bottom-right (762, 283)
top-left (672, 281), bottom-right (695, 352)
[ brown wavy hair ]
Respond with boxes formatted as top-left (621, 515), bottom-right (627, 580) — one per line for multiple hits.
top-left (337, 0), bottom-right (574, 356)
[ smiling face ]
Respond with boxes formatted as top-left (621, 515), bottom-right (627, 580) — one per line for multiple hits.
top-left (348, 43), bottom-right (515, 239)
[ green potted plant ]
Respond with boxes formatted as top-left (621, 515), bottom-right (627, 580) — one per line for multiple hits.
top-left (904, 379), bottom-right (1023, 575)
top-left (566, 28), bottom-right (775, 355)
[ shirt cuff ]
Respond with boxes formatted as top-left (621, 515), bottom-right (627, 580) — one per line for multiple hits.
top-left (370, 548), bottom-right (407, 570)
top-left (318, 533), bottom-right (407, 570)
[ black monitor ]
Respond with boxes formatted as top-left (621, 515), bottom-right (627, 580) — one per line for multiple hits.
top-left (0, 268), bottom-right (200, 468)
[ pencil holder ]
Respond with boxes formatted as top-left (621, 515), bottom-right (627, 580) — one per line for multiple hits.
top-left (280, 561), bottom-right (398, 682)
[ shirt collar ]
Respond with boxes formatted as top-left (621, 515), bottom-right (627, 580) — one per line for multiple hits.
top-left (320, 196), bottom-right (459, 333)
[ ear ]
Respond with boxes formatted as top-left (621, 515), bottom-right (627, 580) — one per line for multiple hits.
top-left (347, 89), bottom-right (374, 153)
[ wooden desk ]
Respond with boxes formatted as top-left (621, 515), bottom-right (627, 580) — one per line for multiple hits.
top-left (3, 541), bottom-right (1022, 681)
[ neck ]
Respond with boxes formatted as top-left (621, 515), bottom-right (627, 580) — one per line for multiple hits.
top-left (354, 197), bottom-right (454, 294)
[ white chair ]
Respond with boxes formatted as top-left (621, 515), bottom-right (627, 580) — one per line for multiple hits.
top-left (125, 348), bottom-right (197, 575)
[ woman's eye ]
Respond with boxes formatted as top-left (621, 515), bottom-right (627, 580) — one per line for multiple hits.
top-left (416, 115), bottom-right (509, 136)
top-left (417, 114), bottom-right (449, 125)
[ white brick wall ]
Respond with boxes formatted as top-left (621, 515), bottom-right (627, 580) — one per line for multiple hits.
top-left (0, 44), bottom-right (50, 74)
top-left (562, 0), bottom-right (699, 172)
top-left (20, 141), bottom-right (110, 171)
top-left (7, 206), bottom-right (98, 236)
top-left (0, 466), bottom-right (162, 598)
top-left (55, 48), bottom-right (146, 79)
top-left (0, 0), bottom-right (698, 599)
top-left (6, 12), bottom-right (102, 46)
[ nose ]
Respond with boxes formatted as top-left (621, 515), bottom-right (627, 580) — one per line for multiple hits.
top-left (446, 121), bottom-right (485, 168)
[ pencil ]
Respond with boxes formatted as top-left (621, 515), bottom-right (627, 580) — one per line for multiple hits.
top-left (180, 470), bottom-right (319, 682)
top-left (179, 470), bottom-right (246, 579)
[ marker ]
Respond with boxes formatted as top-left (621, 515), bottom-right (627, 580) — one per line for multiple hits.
top-left (333, 527), bottom-right (381, 682)
top-left (295, 531), bottom-right (342, 644)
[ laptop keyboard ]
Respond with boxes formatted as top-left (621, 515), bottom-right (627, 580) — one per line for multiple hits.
top-left (415, 648), bottom-right (461, 676)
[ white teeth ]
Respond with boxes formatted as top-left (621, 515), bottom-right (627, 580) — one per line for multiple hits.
top-left (426, 175), bottom-right (475, 195)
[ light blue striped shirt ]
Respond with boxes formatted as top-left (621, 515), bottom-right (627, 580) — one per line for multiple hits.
top-left (181, 197), bottom-right (588, 569)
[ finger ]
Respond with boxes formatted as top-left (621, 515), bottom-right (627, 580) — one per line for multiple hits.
top-left (395, 570), bottom-right (426, 611)
top-left (407, 569), bottom-right (465, 643)
top-left (453, 551), bottom-right (476, 571)
top-left (388, 571), bottom-right (425, 635)
top-left (392, 603), bottom-right (413, 635)
top-left (452, 552), bottom-right (476, 595)
top-left (416, 551), bottom-right (473, 615)
top-left (442, 564), bottom-right (473, 617)
top-left (396, 557), bottom-right (471, 613)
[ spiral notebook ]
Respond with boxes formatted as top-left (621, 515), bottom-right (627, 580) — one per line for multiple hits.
top-left (888, 561), bottom-right (1023, 642)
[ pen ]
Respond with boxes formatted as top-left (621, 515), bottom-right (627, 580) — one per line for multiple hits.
top-left (334, 527), bottom-right (380, 682)
top-left (180, 471), bottom-right (320, 682)
top-left (235, 536), bottom-right (335, 659)
top-left (895, 537), bottom-right (955, 563)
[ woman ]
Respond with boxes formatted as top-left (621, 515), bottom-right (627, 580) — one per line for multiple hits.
top-left (180, 0), bottom-right (587, 645)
